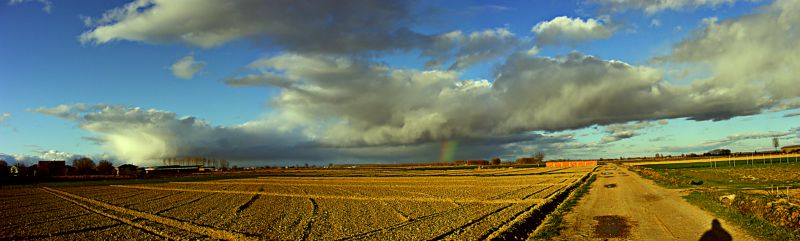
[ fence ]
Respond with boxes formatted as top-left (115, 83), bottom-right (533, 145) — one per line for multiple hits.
top-left (629, 153), bottom-right (800, 166)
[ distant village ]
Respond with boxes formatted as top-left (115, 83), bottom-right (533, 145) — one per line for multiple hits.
top-left (0, 156), bottom-right (230, 179)
top-left (1, 145), bottom-right (798, 181)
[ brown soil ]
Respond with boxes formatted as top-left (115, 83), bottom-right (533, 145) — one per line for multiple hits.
top-left (555, 164), bottom-right (755, 240)
top-left (593, 215), bottom-right (632, 238)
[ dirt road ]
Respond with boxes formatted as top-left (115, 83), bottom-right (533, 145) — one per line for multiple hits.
top-left (556, 164), bottom-right (754, 240)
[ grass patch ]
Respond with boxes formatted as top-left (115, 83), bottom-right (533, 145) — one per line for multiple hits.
top-left (641, 157), bottom-right (800, 170)
top-left (683, 191), bottom-right (800, 241)
top-left (631, 161), bottom-right (800, 190)
top-left (529, 174), bottom-right (597, 240)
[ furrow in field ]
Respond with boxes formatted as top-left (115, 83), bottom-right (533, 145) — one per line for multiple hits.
top-left (40, 187), bottom-right (260, 241)
top-left (301, 198), bottom-right (318, 241)
top-left (155, 193), bottom-right (213, 214)
top-left (111, 184), bottom-right (542, 204)
top-left (237, 194), bottom-right (261, 214)
top-left (338, 184), bottom-right (546, 240)
top-left (431, 204), bottom-right (516, 240)
top-left (39, 187), bottom-right (185, 240)
top-left (329, 186), bottom-right (410, 222)
top-left (2, 223), bottom-right (121, 240)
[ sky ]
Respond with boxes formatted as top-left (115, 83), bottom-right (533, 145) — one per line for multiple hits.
top-left (1, 0), bottom-right (799, 166)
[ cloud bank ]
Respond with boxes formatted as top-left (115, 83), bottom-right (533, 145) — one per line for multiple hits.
top-left (29, 104), bottom-right (569, 164)
top-left (591, 0), bottom-right (742, 14)
top-left (79, 0), bottom-right (425, 54)
top-left (29, 0), bottom-right (799, 164)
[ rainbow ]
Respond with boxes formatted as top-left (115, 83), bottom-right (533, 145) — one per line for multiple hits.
top-left (439, 140), bottom-right (459, 162)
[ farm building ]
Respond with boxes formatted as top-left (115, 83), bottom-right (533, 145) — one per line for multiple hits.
top-left (454, 160), bottom-right (490, 165)
top-left (704, 149), bottom-right (731, 156)
top-left (116, 164), bottom-right (139, 176)
top-left (144, 165), bottom-right (200, 175)
top-left (545, 160), bottom-right (597, 167)
top-left (782, 145), bottom-right (800, 153)
top-left (36, 161), bottom-right (66, 177)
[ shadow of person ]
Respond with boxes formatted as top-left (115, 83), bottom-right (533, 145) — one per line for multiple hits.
top-left (699, 219), bottom-right (732, 241)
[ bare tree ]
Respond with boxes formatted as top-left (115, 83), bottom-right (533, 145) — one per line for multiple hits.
top-left (0, 160), bottom-right (8, 177)
top-left (96, 160), bottom-right (115, 175)
top-left (73, 157), bottom-right (96, 175)
top-left (773, 137), bottom-right (780, 151)
top-left (13, 162), bottom-right (28, 176)
top-left (533, 152), bottom-right (545, 161)
top-left (490, 157), bottom-right (501, 165)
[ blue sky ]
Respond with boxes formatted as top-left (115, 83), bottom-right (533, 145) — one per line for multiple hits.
top-left (1, 0), bottom-right (799, 165)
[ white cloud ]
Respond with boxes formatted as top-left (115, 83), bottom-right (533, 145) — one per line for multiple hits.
top-left (650, 19), bottom-right (661, 27)
top-left (170, 54), bottom-right (205, 80)
top-left (526, 46), bottom-right (540, 56)
top-left (599, 121), bottom-right (656, 144)
top-left (660, 128), bottom-right (797, 153)
top-left (423, 28), bottom-right (520, 70)
top-left (0, 150), bottom-right (118, 165)
top-left (0, 112), bottom-right (10, 123)
top-left (227, 51), bottom-right (771, 148)
top-left (29, 104), bottom-right (315, 164)
top-left (33, 49), bottom-right (788, 163)
top-left (80, 1), bottom-right (529, 72)
top-left (29, 103), bottom-right (569, 164)
top-left (532, 16), bottom-right (613, 46)
top-left (79, 0), bottom-right (424, 54)
top-left (8, 0), bottom-right (52, 13)
top-left (655, 0), bottom-right (800, 106)
top-left (591, 0), bottom-right (741, 14)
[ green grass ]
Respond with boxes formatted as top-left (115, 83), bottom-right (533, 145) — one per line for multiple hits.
top-left (632, 161), bottom-right (800, 189)
top-left (529, 174), bottom-right (597, 240)
top-left (683, 191), bottom-right (800, 241)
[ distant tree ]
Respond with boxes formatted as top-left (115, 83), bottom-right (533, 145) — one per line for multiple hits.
top-left (773, 137), bottom-right (779, 150)
top-left (13, 162), bottom-right (28, 176)
top-left (490, 157), bottom-right (501, 165)
top-left (0, 160), bottom-right (8, 177)
top-left (516, 153), bottom-right (545, 165)
top-left (73, 157), bottom-right (96, 175)
top-left (96, 160), bottom-right (115, 175)
top-left (533, 152), bottom-right (545, 161)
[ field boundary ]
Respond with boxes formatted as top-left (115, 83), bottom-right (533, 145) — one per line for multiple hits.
top-left (40, 187), bottom-right (260, 241)
top-left (171, 181), bottom-right (573, 188)
top-left (627, 153), bottom-right (800, 166)
top-left (485, 166), bottom-right (598, 240)
top-left (111, 185), bottom-right (542, 204)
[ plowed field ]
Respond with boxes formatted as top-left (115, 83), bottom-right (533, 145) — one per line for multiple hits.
top-left (2, 166), bottom-right (593, 240)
